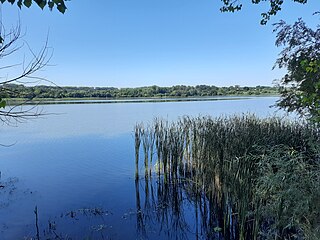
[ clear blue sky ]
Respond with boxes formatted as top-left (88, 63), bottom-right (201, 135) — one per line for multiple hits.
top-left (0, 0), bottom-right (319, 87)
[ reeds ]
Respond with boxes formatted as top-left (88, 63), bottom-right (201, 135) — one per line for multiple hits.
top-left (134, 114), bottom-right (320, 239)
top-left (134, 123), bottom-right (142, 179)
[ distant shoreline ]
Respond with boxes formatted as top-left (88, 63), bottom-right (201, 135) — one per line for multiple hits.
top-left (6, 95), bottom-right (279, 105)
top-left (1, 84), bottom-right (280, 102)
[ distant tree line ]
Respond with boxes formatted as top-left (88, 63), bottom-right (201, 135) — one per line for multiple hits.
top-left (0, 84), bottom-right (280, 99)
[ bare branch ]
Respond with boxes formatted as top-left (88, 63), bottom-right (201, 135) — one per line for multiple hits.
top-left (0, 21), bottom-right (54, 124)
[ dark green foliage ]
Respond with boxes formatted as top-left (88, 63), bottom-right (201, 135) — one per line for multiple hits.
top-left (0, 0), bottom-right (67, 13)
top-left (274, 19), bottom-right (320, 122)
top-left (254, 145), bottom-right (320, 239)
top-left (220, 0), bottom-right (309, 25)
top-left (135, 115), bottom-right (320, 239)
top-left (0, 98), bottom-right (6, 108)
top-left (0, 84), bottom-right (280, 100)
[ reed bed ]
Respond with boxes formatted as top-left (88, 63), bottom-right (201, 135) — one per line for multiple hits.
top-left (134, 114), bottom-right (320, 240)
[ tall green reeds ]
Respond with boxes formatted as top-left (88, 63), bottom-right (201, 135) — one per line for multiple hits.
top-left (134, 114), bottom-right (320, 239)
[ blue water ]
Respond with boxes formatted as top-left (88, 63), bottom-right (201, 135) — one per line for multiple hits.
top-left (0, 97), bottom-right (286, 239)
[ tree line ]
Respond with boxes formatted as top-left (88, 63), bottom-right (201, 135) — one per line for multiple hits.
top-left (1, 0), bottom-right (318, 121)
top-left (0, 84), bottom-right (280, 99)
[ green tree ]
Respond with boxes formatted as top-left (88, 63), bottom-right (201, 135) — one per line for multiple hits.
top-left (274, 18), bottom-right (320, 122)
top-left (220, 0), bottom-right (319, 121)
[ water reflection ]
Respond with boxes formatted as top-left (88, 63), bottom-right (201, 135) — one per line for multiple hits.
top-left (1, 97), bottom-right (281, 142)
top-left (133, 114), bottom-right (315, 240)
top-left (0, 98), bottom-right (293, 239)
top-left (135, 176), bottom-right (191, 239)
top-left (24, 207), bottom-right (114, 239)
top-left (134, 175), bottom-right (240, 240)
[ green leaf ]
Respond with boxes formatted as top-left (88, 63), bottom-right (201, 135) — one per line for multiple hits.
top-left (23, 0), bottom-right (32, 8)
top-left (48, 1), bottom-right (54, 9)
top-left (17, 0), bottom-right (23, 8)
top-left (36, 0), bottom-right (47, 9)
top-left (0, 99), bottom-right (6, 109)
top-left (57, 3), bottom-right (66, 14)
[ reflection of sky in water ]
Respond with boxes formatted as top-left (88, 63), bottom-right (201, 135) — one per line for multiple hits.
top-left (0, 97), bottom-right (296, 239)
top-left (1, 134), bottom-right (136, 238)
top-left (1, 97), bottom-right (286, 143)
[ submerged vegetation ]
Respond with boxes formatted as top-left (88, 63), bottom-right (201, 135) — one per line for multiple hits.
top-left (134, 115), bottom-right (320, 240)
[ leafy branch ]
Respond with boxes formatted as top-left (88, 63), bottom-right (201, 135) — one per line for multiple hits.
top-left (220, 0), bottom-right (310, 25)
top-left (0, 0), bottom-right (68, 13)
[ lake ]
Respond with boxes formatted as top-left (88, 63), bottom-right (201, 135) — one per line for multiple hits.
top-left (0, 97), bottom-right (286, 239)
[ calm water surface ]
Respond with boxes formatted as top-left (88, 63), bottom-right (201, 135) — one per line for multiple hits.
top-left (0, 97), bottom-right (286, 239)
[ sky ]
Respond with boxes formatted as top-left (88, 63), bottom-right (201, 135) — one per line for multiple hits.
top-left (0, 0), bottom-right (319, 88)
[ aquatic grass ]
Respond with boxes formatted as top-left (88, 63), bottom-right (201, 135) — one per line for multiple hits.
top-left (134, 123), bottom-right (142, 179)
top-left (134, 114), bottom-right (320, 239)
top-left (253, 145), bottom-right (320, 240)
top-left (141, 126), bottom-right (150, 177)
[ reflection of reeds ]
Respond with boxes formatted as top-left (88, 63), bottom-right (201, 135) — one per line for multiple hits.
top-left (34, 206), bottom-right (40, 240)
top-left (134, 123), bottom-right (142, 179)
top-left (134, 114), bottom-right (320, 239)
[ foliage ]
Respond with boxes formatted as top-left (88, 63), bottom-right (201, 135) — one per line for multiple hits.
top-left (222, 1), bottom-right (319, 121)
top-left (274, 18), bottom-right (320, 122)
top-left (255, 145), bottom-right (320, 239)
top-left (0, 0), bottom-right (67, 13)
top-left (135, 115), bottom-right (320, 239)
top-left (1, 84), bottom-right (280, 100)
top-left (220, 0), bottom-right (310, 25)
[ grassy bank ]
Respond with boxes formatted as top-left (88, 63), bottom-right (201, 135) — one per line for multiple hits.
top-left (134, 115), bottom-right (320, 239)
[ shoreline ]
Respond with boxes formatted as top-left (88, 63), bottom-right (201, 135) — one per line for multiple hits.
top-left (6, 95), bottom-right (279, 105)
